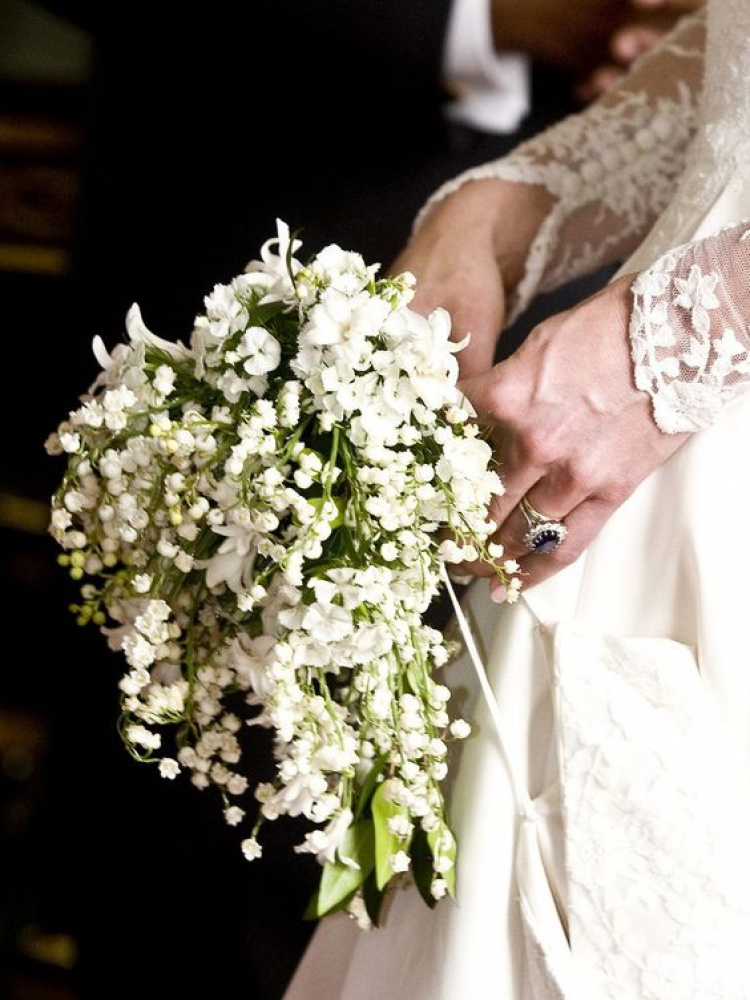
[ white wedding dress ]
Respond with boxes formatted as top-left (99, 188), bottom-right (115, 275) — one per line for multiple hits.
top-left (283, 2), bottom-right (750, 997)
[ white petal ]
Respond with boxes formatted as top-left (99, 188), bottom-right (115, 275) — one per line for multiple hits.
top-left (126, 303), bottom-right (190, 360)
top-left (92, 334), bottom-right (113, 370)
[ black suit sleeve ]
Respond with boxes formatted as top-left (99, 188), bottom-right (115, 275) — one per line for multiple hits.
top-left (36, 0), bottom-right (453, 100)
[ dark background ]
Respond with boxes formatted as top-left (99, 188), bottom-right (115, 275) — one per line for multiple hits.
top-left (0, 3), bottom-right (610, 998)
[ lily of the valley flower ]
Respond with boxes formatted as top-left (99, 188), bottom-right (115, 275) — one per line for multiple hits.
top-left (47, 218), bottom-right (519, 927)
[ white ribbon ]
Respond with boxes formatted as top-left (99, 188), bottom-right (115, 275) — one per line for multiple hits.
top-left (440, 566), bottom-right (538, 822)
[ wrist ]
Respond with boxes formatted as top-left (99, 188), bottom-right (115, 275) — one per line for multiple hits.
top-left (417, 178), bottom-right (554, 299)
top-left (456, 178), bottom-right (556, 299)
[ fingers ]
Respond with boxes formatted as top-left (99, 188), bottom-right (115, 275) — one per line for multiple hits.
top-left (460, 366), bottom-right (593, 555)
top-left (486, 462), bottom-right (542, 548)
top-left (574, 64), bottom-right (627, 104)
top-left (388, 255), bottom-right (505, 380)
top-left (574, 0), bottom-right (703, 104)
top-left (451, 309), bottom-right (504, 379)
top-left (487, 493), bottom-right (618, 600)
top-left (442, 480), bottom-right (531, 585)
top-left (628, 0), bottom-right (703, 11)
top-left (498, 474), bottom-right (587, 556)
top-left (610, 23), bottom-right (664, 63)
top-left (457, 364), bottom-right (540, 529)
top-left (454, 365), bottom-right (617, 598)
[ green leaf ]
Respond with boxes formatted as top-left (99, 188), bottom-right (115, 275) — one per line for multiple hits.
top-left (303, 887), bottom-right (322, 922)
top-left (352, 757), bottom-right (385, 823)
top-left (304, 819), bottom-right (376, 920)
top-left (371, 782), bottom-right (412, 891)
top-left (308, 494), bottom-right (345, 528)
top-left (409, 826), bottom-right (437, 910)
top-left (252, 299), bottom-right (288, 325)
top-left (362, 868), bottom-right (388, 928)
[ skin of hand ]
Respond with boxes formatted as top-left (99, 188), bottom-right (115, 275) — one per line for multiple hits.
top-left (389, 178), bottom-right (555, 379)
top-left (575, 0), bottom-right (704, 103)
top-left (388, 183), bottom-right (689, 597)
top-left (402, 0), bottom-right (703, 590)
top-left (454, 273), bottom-right (690, 595)
top-left (490, 0), bottom-right (701, 80)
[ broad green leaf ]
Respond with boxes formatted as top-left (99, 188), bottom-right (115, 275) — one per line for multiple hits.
top-left (371, 782), bottom-right (412, 891)
top-left (305, 820), bottom-right (376, 920)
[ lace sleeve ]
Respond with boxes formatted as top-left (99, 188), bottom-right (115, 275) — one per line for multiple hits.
top-left (415, 11), bottom-right (706, 326)
top-left (629, 219), bottom-right (750, 433)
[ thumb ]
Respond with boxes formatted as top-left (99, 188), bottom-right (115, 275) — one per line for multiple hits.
top-left (455, 325), bottom-right (502, 381)
top-left (457, 363), bottom-right (506, 423)
top-left (449, 294), bottom-right (507, 380)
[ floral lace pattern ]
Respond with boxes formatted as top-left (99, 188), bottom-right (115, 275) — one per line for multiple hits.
top-left (629, 220), bottom-right (750, 432)
top-left (553, 626), bottom-right (750, 1000)
top-left (415, 12), bottom-right (705, 325)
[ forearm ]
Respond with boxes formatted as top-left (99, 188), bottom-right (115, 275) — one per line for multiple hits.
top-left (389, 177), bottom-right (556, 376)
top-left (410, 178), bottom-right (556, 300)
top-left (416, 8), bottom-right (706, 326)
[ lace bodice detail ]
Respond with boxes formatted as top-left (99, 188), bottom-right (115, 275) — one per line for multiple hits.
top-left (415, 11), bottom-right (706, 326)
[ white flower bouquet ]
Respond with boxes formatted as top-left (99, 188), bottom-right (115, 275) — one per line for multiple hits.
top-left (46, 221), bottom-right (519, 927)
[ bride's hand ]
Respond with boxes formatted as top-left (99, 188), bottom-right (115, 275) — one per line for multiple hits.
top-left (455, 272), bottom-right (690, 595)
top-left (388, 179), bottom-right (554, 379)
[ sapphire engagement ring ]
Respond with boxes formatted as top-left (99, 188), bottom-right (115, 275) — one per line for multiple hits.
top-left (520, 496), bottom-right (568, 555)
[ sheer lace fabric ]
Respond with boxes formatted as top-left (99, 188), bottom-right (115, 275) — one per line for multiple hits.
top-left (415, 12), bottom-right (706, 326)
top-left (624, 9), bottom-right (750, 277)
top-left (630, 221), bottom-right (750, 432)
top-left (416, 4), bottom-right (750, 436)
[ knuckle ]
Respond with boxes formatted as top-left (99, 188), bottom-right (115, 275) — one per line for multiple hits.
top-left (484, 372), bottom-right (519, 422)
top-left (522, 427), bottom-right (557, 468)
top-left (565, 454), bottom-right (598, 493)
top-left (596, 476), bottom-right (637, 507)
top-left (531, 315), bottom-right (561, 340)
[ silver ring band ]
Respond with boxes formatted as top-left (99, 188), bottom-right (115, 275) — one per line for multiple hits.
top-left (520, 495), bottom-right (568, 555)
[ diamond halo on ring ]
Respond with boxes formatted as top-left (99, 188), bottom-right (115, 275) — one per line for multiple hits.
top-left (520, 496), bottom-right (568, 555)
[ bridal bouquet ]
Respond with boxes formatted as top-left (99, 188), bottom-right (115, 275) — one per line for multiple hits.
top-left (46, 221), bottom-right (520, 927)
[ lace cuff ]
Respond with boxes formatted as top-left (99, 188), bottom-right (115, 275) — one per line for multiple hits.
top-left (414, 11), bottom-right (705, 327)
top-left (629, 220), bottom-right (750, 434)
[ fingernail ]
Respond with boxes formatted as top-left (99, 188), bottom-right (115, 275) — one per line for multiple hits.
top-left (490, 583), bottom-right (508, 605)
